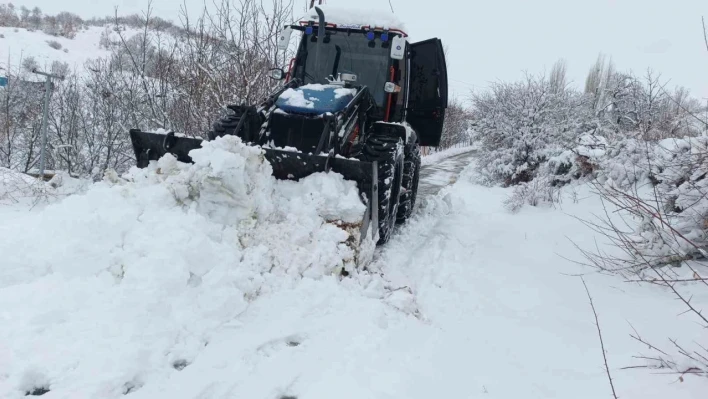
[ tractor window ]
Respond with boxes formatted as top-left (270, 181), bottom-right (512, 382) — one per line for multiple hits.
top-left (299, 31), bottom-right (391, 107)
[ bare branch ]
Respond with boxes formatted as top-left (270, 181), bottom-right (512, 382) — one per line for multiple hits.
top-left (581, 277), bottom-right (619, 399)
top-left (703, 16), bottom-right (708, 53)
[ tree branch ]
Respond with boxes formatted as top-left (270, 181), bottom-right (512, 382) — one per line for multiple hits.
top-left (703, 16), bottom-right (708, 53)
top-left (581, 277), bottom-right (619, 399)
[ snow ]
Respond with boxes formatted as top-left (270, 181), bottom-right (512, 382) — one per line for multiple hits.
top-left (0, 167), bottom-right (43, 203)
top-left (334, 87), bottom-right (357, 99)
top-left (1, 137), bottom-right (706, 396)
top-left (277, 85), bottom-right (356, 110)
top-left (0, 167), bottom-right (91, 222)
top-left (374, 164), bottom-right (707, 398)
top-left (278, 88), bottom-right (316, 109)
top-left (0, 136), bottom-right (375, 397)
top-left (576, 133), bottom-right (608, 158)
top-left (0, 26), bottom-right (138, 76)
top-left (304, 4), bottom-right (407, 33)
top-left (421, 145), bottom-right (477, 166)
top-left (299, 83), bottom-right (327, 91)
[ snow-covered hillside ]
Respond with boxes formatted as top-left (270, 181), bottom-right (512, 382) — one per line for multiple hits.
top-left (0, 24), bottom-right (145, 78)
top-left (0, 26), bottom-right (109, 73)
top-left (0, 138), bottom-right (705, 398)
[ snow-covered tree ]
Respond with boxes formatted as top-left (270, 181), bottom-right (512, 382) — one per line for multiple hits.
top-left (472, 73), bottom-right (589, 186)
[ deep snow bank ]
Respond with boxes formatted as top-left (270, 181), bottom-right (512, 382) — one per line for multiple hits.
top-left (0, 136), bottom-right (379, 398)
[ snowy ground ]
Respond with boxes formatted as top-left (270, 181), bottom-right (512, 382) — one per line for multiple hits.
top-left (0, 143), bottom-right (706, 398)
top-left (0, 25), bottom-right (140, 76)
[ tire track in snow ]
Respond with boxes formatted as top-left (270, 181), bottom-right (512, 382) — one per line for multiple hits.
top-left (371, 150), bottom-right (476, 261)
top-left (417, 150), bottom-right (477, 200)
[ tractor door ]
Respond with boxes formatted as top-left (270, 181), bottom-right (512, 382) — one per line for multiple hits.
top-left (407, 38), bottom-right (448, 147)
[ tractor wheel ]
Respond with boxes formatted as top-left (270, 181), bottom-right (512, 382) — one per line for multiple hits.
top-left (396, 142), bottom-right (421, 223)
top-left (363, 133), bottom-right (405, 245)
top-left (208, 106), bottom-right (258, 142)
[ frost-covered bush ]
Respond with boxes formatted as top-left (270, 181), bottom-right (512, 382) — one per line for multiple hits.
top-left (581, 136), bottom-right (708, 381)
top-left (46, 39), bottom-right (62, 50)
top-left (622, 137), bottom-right (708, 265)
top-left (504, 175), bottom-right (561, 213)
top-left (0, 168), bottom-right (47, 203)
top-left (474, 56), bottom-right (708, 217)
top-left (503, 134), bottom-right (605, 212)
top-left (473, 73), bottom-right (591, 187)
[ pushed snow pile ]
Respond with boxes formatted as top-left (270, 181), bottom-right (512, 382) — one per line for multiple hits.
top-left (0, 136), bottom-right (372, 398)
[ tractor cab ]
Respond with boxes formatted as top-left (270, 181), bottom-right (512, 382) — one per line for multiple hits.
top-left (271, 6), bottom-right (448, 146)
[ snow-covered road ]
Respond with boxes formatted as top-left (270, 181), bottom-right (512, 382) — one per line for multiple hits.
top-left (418, 149), bottom-right (476, 199)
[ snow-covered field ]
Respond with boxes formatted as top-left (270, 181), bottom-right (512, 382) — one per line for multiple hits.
top-left (1, 26), bottom-right (102, 73)
top-left (0, 137), bottom-right (705, 398)
top-left (0, 25), bottom-right (140, 76)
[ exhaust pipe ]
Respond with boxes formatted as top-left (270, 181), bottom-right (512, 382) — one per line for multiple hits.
top-left (314, 6), bottom-right (326, 72)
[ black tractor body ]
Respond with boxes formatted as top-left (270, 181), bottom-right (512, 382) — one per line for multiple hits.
top-left (129, 6), bottom-right (448, 247)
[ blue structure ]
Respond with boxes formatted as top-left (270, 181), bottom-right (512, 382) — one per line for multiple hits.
top-left (0, 76), bottom-right (8, 87)
top-left (275, 85), bottom-right (355, 115)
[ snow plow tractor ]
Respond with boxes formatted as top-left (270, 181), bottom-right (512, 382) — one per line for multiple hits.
top-left (129, 6), bottom-right (448, 246)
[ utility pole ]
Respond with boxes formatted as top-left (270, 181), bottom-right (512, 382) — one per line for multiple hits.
top-left (31, 68), bottom-right (64, 180)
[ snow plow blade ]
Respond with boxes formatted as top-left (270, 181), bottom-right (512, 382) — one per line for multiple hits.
top-left (129, 129), bottom-right (378, 264)
top-left (130, 129), bottom-right (203, 167)
top-left (263, 147), bottom-right (379, 257)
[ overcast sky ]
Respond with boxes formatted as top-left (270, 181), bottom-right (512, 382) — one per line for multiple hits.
top-left (22, 0), bottom-right (708, 102)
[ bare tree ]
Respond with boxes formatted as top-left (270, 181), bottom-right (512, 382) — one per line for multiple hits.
top-left (549, 58), bottom-right (567, 95)
top-left (438, 97), bottom-right (472, 150)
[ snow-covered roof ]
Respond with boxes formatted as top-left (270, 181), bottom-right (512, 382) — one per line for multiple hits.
top-left (303, 5), bottom-right (407, 34)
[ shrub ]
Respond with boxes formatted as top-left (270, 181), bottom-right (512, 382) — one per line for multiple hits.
top-left (472, 73), bottom-right (591, 187)
top-left (46, 39), bottom-right (61, 50)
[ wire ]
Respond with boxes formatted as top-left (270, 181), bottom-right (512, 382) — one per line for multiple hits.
top-left (389, 0), bottom-right (395, 13)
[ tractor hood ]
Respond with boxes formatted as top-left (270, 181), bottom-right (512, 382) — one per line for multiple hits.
top-left (275, 84), bottom-right (357, 115)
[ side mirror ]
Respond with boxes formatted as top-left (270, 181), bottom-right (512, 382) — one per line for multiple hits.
top-left (277, 27), bottom-right (293, 51)
top-left (268, 68), bottom-right (286, 81)
top-left (390, 35), bottom-right (405, 60)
